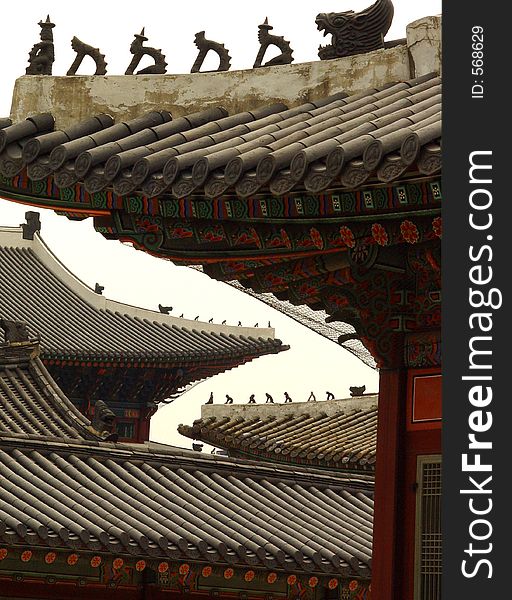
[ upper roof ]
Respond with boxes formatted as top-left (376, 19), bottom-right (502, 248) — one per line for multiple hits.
top-left (179, 395), bottom-right (378, 470)
top-left (0, 339), bottom-right (97, 441)
top-left (0, 224), bottom-right (287, 366)
top-left (0, 73), bottom-right (440, 201)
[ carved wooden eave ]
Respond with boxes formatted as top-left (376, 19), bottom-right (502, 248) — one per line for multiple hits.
top-left (0, 70), bottom-right (441, 368)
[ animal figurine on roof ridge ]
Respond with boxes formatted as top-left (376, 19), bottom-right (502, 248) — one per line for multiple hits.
top-left (253, 18), bottom-right (294, 68)
top-left (125, 28), bottom-right (167, 75)
top-left (26, 15), bottom-right (55, 75)
top-left (67, 37), bottom-right (107, 75)
top-left (191, 31), bottom-right (231, 73)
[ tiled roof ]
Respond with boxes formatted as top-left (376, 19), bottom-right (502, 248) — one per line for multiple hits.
top-left (179, 397), bottom-right (378, 470)
top-left (0, 436), bottom-right (373, 576)
top-left (0, 225), bottom-right (287, 365)
top-left (0, 72), bottom-right (441, 199)
top-left (0, 341), bottom-right (96, 441)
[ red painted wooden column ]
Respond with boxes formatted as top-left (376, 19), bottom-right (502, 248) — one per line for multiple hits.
top-left (371, 367), bottom-right (407, 600)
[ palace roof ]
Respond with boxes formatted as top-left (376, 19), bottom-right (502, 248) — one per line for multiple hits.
top-left (0, 73), bottom-right (440, 200)
top-left (179, 396), bottom-right (378, 470)
top-left (0, 69), bottom-right (441, 369)
top-left (0, 224), bottom-right (287, 369)
top-left (0, 340), bottom-right (97, 441)
top-left (0, 435), bottom-right (373, 576)
top-left (0, 339), bottom-right (373, 578)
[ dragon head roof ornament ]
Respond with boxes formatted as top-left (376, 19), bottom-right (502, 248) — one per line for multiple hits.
top-left (316, 0), bottom-right (394, 60)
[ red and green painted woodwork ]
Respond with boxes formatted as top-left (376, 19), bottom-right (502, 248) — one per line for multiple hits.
top-left (43, 358), bottom-right (260, 442)
top-left (0, 547), bottom-right (371, 599)
top-left (0, 169), bottom-right (441, 368)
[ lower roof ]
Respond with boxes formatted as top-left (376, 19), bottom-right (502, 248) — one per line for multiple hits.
top-left (0, 340), bottom-right (97, 441)
top-left (0, 435), bottom-right (373, 577)
top-left (179, 396), bottom-right (378, 470)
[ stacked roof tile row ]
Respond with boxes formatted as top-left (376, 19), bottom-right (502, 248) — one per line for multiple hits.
top-left (0, 341), bottom-right (96, 440)
top-left (0, 73), bottom-right (441, 199)
top-left (0, 226), bottom-right (286, 365)
top-left (179, 399), bottom-right (378, 470)
top-left (0, 339), bottom-right (373, 576)
top-left (0, 437), bottom-right (373, 575)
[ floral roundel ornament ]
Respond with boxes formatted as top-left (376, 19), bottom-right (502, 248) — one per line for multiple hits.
top-left (339, 226), bottom-right (356, 248)
top-left (44, 552), bottom-right (57, 565)
top-left (267, 572), bottom-right (277, 584)
top-left (113, 557), bottom-right (124, 570)
top-left (21, 550), bottom-right (32, 563)
top-left (67, 553), bottom-right (79, 566)
top-left (371, 222), bottom-right (389, 246)
top-left (0, 549), bottom-right (7, 561)
top-left (201, 565), bottom-right (212, 578)
top-left (90, 556), bottom-right (102, 568)
top-left (400, 219), bottom-right (420, 244)
top-left (136, 560), bottom-right (146, 572)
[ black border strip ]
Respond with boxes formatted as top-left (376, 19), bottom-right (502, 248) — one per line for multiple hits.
top-left (443, 2), bottom-right (507, 596)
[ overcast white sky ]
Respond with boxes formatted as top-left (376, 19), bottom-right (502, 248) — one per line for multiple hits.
top-left (0, 0), bottom-right (441, 447)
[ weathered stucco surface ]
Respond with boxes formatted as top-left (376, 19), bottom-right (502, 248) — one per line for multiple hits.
top-left (11, 46), bottom-right (411, 128)
top-left (406, 15), bottom-right (442, 77)
top-left (9, 16), bottom-right (441, 127)
top-left (201, 395), bottom-right (378, 420)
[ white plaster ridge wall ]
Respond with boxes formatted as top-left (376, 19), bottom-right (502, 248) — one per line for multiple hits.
top-left (201, 395), bottom-right (378, 420)
top-left (11, 46), bottom-right (411, 128)
top-left (407, 15), bottom-right (442, 77)
top-left (9, 15), bottom-right (441, 128)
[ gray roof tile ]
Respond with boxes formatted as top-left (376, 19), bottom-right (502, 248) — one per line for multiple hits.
top-left (0, 226), bottom-right (287, 365)
top-left (0, 341), bottom-right (96, 440)
top-left (0, 74), bottom-right (441, 198)
top-left (0, 437), bottom-right (373, 574)
top-left (179, 398), bottom-right (378, 470)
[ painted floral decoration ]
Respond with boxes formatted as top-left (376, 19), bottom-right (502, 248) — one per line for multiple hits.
top-left (90, 556), bottom-right (102, 568)
top-left (136, 560), bottom-right (146, 572)
top-left (67, 553), bottom-right (79, 566)
top-left (179, 563), bottom-right (190, 575)
top-left (158, 562), bottom-right (169, 573)
top-left (244, 570), bottom-right (255, 582)
top-left (113, 557), bottom-right (124, 570)
top-left (267, 572), bottom-right (277, 584)
top-left (432, 216), bottom-right (442, 238)
top-left (44, 552), bottom-right (57, 564)
top-left (310, 227), bottom-right (324, 250)
top-left (308, 576), bottom-right (318, 588)
top-left (400, 220), bottom-right (420, 244)
top-left (328, 578), bottom-right (339, 589)
top-left (339, 226), bottom-right (356, 248)
top-left (21, 550), bottom-right (32, 563)
top-left (0, 549), bottom-right (7, 561)
top-left (224, 567), bottom-right (234, 579)
top-left (287, 574), bottom-right (297, 585)
top-left (280, 228), bottom-right (292, 249)
top-left (201, 566), bottom-right (212, 577)
top-left (349, 580), bottom-right (359, 591)
top-left (371, 223), bottom-right (389, 246)
top-left (135, 217), bottom-right (159, 234)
